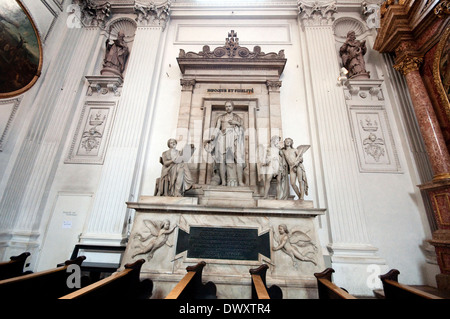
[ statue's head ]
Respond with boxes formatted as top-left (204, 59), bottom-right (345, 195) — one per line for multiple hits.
top-left (224, 101), bottom-right (234, 113)
top-left (167, 138), bottom-right (177, 148)
top-left (347, 31), bottom-right (356, 40)
top-left (284, 137), bottom-right (293, 148)
top-left (117, 30), bottom-right (125, 39)
top-left (271, 135), bottom-right (281, 146)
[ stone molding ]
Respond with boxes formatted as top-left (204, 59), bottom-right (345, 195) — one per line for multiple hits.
top-left (72, 0), bottom-right (171, 29)
top-left (176, 30), bottom-right (287, 74)
top-left (178, 30), bottom-right (286, 60)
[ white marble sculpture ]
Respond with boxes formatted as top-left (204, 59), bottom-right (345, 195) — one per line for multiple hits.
top-left (281, 138), bottom-right (309, 200)
top-left (132, 219), bottom-right (177, 260)
top-left (155, 138), bottom-right (195, 197)
top-left (205, 101), bottom-right (246, 187)
top-left (272, 224), bottom-right (318, 268)
top-left (258, 135), bottom-right (289, 199)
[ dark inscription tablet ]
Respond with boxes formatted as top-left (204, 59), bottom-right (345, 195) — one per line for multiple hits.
top-left (176, 226), bottom-right (270, 261)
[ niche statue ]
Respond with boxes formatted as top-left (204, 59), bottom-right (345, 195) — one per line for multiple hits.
top-left (101, 29), bottom-right (129, 77)
top-left (339, 30), bottom-right (369, 79)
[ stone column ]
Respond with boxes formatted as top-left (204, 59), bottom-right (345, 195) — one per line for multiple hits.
top-left (393, 53), bottom-right (450, 181)
top-left (176, 79), bottom-right (196, 144)
top-left (80, 5), bottom-right (170, 245)
top-left (394, 49), bottom-right (450, 290)
top-left (266, 80), bottom-right (283, 138)
top-left (298, 0), bottom-right (386, 295)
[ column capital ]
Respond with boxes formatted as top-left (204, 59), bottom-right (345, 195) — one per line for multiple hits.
top-left (72, 0), bottom-right (111, 28)
top-left (266, 80), bottom-right (282, 92)
top-left (180, 79), bottom-right (196, 91)
top-left (297, 0), bottom-right (337, 26)
top-left (134, 1), bottom-right (171, 30)
top-left (434, 0), bottom-right (450, 19)
top-left (70, 1), bottom-right (172, 30)
top-left (393, 54), bottom-right (423, 75)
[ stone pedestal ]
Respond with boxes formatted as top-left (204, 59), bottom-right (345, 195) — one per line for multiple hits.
top-left (420, 178), bottom-right (450, 291)
top-left (122, 190), bottom-right (326, 299)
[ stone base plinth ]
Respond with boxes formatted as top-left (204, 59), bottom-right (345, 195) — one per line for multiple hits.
top-left (123, 194), bottom-right (326, 299)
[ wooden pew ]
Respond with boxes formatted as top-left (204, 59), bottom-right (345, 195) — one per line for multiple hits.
top-left (249, 264), bottom-right (282, 299)
top-left (314, 268), bottom-right (357, 299)
top-left (379, 269), bottom-right (443, 299)
top-left (59, 259), bottom-right (153, 299)
top-left (0, 256), bottom-right (86, 299)
top-left (165, 261), bottom-right (217, 299)
top-left (0, 252), bottom-right (31, 280)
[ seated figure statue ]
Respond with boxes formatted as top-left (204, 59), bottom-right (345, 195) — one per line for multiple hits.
top-left (156, 138), bottom-right (195, 197)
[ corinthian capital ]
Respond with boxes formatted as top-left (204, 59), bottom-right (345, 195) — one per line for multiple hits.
top-left (298, 0), bottom-right (337, 26)
top-left (72, 0), bottom-right (111, 28)
top-left (134, 1), bottom-right (171, 29)
top-left (393, 55), bottom-right (423, 75)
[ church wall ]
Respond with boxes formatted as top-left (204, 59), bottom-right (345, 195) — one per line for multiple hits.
top-left (0, 0), bottom-right (440, 296)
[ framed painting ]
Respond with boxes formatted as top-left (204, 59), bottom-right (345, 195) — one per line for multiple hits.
top-left (433, 26), bottom-right (450, 123)
top-left (0, 0), bottom-right (43, 98)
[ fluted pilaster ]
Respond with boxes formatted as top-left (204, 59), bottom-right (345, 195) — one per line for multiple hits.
top-left (298, 1), bottom-right (384, 269)
top-left (81, 25), bottom-right (166, 244)
top-left (0, 27), bottom-right (100, 253)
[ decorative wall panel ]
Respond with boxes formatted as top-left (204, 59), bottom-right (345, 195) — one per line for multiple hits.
top-left (65, 101), bottom-right (117, 164)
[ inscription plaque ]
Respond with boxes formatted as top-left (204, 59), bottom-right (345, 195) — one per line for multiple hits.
top-left (176, 226), bottom-right (270, 261)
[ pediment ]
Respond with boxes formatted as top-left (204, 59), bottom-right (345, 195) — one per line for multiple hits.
top-left (177, 30), bottom-right (287, 75)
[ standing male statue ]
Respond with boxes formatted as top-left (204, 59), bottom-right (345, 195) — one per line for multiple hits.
top-left (281, 138), bottom-right (309, 200)
top-left (101, 29), bottom-right (129, 77)
top-left (339, 30), bottom-right (369, 79)
top-left (205, 101), bottom-right (246, 186)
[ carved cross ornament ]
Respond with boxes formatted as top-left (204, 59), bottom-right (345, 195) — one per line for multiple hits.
top-left (225, 30), bottom-right (240, 57)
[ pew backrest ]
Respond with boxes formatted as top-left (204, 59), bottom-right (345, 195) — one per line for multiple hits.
top-left (0, 252), bottom-right (31, 280)
top-left (0, 256), bottom-right (85, 299)
top-left (165, 261), bottom-right (216, 299)
top-left (380, 269), bottom-right (443, 299)
top-left (249, 264), bottom-right (282, 299)
top-left (59, 259), bottom-right (152, 299)
top-left (314, 268), bottom-right (357, 299)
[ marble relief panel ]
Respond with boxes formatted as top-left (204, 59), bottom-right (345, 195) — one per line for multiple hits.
top-left (349, 106), bottom-right (401, 173)
top-left (65, 101), bottom-right (116, 164)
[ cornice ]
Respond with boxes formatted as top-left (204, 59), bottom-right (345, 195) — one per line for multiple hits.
top-left (374, 0), bottom-right (446, 54)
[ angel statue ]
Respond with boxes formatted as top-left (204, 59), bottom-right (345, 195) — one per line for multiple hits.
top-left (272, 224), bottom-right (318, 268)
top-left (257, 135), bottom-right (289, 200)
top-left (132, 219), bottom-right (177, 260)
top-left (280, 138), bottom-right (309, 200)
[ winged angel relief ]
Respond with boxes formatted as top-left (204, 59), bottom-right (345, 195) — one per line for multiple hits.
top-left (132, 219), bottom-right (177, 260)
top-left (272, 224), bottom-right (318, 268)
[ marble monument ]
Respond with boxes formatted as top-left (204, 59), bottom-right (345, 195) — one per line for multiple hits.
top-left (121, 31), bottom-right (325, 299)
